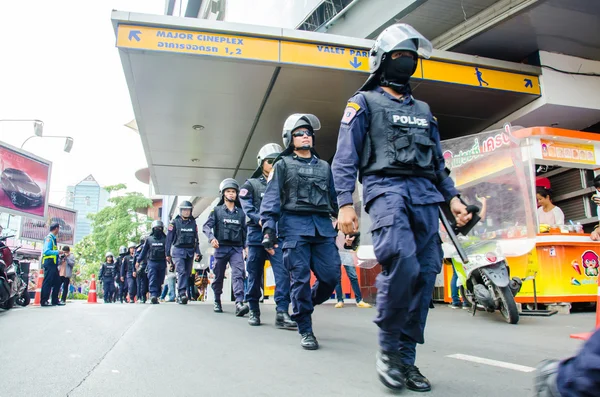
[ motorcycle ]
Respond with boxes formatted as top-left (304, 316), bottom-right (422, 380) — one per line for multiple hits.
top-left (439, 126), bottom-right (538, 325)
top-left (0, 235), bottom-right (30, 309)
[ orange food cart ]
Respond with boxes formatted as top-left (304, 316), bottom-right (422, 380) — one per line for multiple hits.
top-left (441, 126), bottom-right (600, 307)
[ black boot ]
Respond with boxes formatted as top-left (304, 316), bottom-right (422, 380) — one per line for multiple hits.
top-left (300, 332), bottom-right (319, 350)
top-left (150, 296), bottom-right (159, 304)
top-left (235, 302), bottom-right (250, 317)
top-left (401, 364), bottom-right (431, 392)
top-left (376, 351), bottom-right (405, 391)
top-left (213, 301), bottom-right (223, 313)
top-left (276, 311), bottom-right (298, 329)
top-left (248, 310), bottom-right (261, 326)
top-left (177, 295), bottom-right (188, 305)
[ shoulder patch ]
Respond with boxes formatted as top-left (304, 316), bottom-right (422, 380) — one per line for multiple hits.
top-left (168, 223), bottom-right (174, 231)
top-left (341, 102), bottom-right (361, 125)
top-left (239, 188), bottom-right (248, 197)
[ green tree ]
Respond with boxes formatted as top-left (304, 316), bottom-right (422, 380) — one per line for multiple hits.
top-left (73, 184), bottom-right (152, 284)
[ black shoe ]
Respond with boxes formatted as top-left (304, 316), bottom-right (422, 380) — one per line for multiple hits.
top-left (376, 351), bottom-right (405, 391)
top-left (275, 312), bottom-right (298, 329)
top-left (177, 295), bottom-right (188, 305)
top-left (248, 310), bottom-right (261, 326)
top-left (129, 300), bottom-right (135, 304)
top-left (41, 302), bottom-right (52, 307)
top-left (401, 364), bottom-right (431, 392)
top-left (56, 302), bottom-right (66, 306)
top-left (150, 296), bottom-right (159, 304)
top-left (235, 302), bottom-right (250, 317)
top-left (533, 360), bottom-right (561, 397)
top-left (214, 301), bottom-right (223, 313)
top-left (300, 332), bottom-right (319, 350)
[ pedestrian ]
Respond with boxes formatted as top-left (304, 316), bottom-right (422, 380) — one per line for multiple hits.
top-left (40, 222), bottom-right (64, 307)
top-left (166, 201), bottom-right (202, 305)
top-left (331, 23), bottom-right (471, 391)
top-left (115, 245), bottom-right (128, 303)
top-left (239, 143), bottom-right (297, 328)
top-left (332, 223), bottom-right (372, 309)
top-left (203, 178), bottom-right (249, 316)
top-left (136, 220), bottom-right (168, 304)
top-left (120, 243), bottom-right (137, 303)
top-left (98, 252), bottom-right (118, 304)
top-left (260, 113), bottom-right (341, 350)
top-left (58, 246), bottom-right (75, 304)
top-left (135, 237), bottom-right (149, 304)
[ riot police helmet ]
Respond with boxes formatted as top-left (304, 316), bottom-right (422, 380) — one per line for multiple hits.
top-left (151, 220), bottom-right (164, 230)
top-left (105, 252), bottom-right (114, 259)
top-left (251, 143), bottom-right (283, 178)
top-left (127, 242), bottom-right (136, 250)
top-left (282, 113), bottom-right (321, 149)
top-left (118, 245), bottom-right (127, 255)
top-left (219, 178), bottom-right (239, 195)
top-left (179, 200), bottom-right (193, 218)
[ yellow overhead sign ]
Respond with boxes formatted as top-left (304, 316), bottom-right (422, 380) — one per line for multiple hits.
top-left (116, 24), bottom-right (279, 62)
top-left (420, 60), bottom-right (541, 95)
top-left (280, 41), bottom-right (369, 72)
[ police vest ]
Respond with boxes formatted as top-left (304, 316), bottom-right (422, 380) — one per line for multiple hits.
top-left (147, 235), bottom-right (167, 261)
top-left (174, 217), bottom-right (197, 248)
top-left (123, 255), bottom-right (135, 274)
top-left (103, 263), bottom-right (116, 278)
top-left (359, 90), bottom-right (436, 182)
top-left (281, 155), bottom-right (333, 215)
top-left (214, 205), bottom-right (245, 246)
top-left (41, 234), bottom-right (58, 264)
top-left (246, 177), bottom-right (266, 227)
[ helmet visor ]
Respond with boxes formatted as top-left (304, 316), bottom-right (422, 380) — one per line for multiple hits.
top-left (283, 114), bottom-right (321, 136)
top-left (376, 24), bottom-right (433, 59)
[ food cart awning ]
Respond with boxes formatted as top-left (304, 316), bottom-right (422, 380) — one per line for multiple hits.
top-left (112, 11), bottom-right (542, 196)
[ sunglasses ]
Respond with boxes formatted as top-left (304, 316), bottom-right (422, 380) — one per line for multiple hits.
top-left (264, 158), bottom-right (274, 165)
top-left (292, 130), bottom-right (313, 138)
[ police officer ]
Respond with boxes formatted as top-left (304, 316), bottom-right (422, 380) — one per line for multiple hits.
top-left (120, 243), bottom-right (137, 303)
top-left (137, 220), bottom-right (168, 304)
top-left (115, 245), bottom-right (127, 303)
top-left (239, 143), bottom-right (296, 328)
top-left (203, 178), bottom-right (248, 316)
top-left (166, 201), bottom-right (202, 304)
top-left (40, 222), bottom-right (64, 307)
top-left (98, 252), bottom-right (118, 304)
top-left (260, 114), bottom-right (341, 350)
top-left (331, 24), bottom-right (471, 391)
top-left (135, 237), bottom-right (149, 304)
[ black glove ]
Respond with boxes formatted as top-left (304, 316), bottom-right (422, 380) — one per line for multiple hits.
top-left (262, 228), bottom-right (277, 250)
top-left (343, 232), bottom-right (361, 251)
top-left (169, 264), bottom-right (175, 272)
top-left (194, 254), bottom-right (203, 262)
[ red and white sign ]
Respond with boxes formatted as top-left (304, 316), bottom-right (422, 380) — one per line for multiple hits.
top-left (20, 204), bottom-right (77, 246)
top-left (0, 141), bottom-right (51, 220)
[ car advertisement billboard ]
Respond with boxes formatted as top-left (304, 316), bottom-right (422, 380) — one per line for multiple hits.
top-left (20, 204), bottom-right (77, 246)
top-left (0, 141), bottom-right (51, 221)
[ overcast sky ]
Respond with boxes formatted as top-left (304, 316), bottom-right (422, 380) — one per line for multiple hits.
top-left (0, 0), bottom-right (318, 206)
top-left (0, 0), bottom-right (165, 205)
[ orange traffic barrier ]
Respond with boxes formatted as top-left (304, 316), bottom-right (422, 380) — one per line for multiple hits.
top-left (32, 268), bottom-right (44, 306)
top-left (570, 272), bottom-right (600, 340)
top-left (87, 274), bottom-right (98, 304)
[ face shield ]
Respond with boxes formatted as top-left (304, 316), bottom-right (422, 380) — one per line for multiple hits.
top-left (373, 24), bottom-right (432, 60)
top-left (283, 114), bottom-right (321, 138)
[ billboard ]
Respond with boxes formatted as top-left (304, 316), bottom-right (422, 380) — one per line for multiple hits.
top-left (0, 141), bottom-right (51, 221)
top-left (20, 204), bottom-right (77, 246)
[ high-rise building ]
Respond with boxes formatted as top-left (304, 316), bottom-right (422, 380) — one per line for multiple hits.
top-left (66, 175), bottom-right (109, 244)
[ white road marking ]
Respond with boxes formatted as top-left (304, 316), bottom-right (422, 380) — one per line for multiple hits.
top-left (447, 354), bottom-right (536, 373)
top-left (112, 370), bottom-right (120, 374)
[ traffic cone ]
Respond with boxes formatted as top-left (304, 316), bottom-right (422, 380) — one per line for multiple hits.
top-left (570, 275), bottom-right (600, 340)
top-left (87, 274), bottom-right (98, 304)
top-left (32, 268), bottom-right (44, 306)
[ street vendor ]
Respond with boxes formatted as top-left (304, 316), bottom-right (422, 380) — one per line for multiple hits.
top-left (536, 187), bottom-right (565, 226)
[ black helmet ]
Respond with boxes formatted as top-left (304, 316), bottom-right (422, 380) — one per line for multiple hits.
top-left (118, 246), bottom-right (127, 255)
top-left (219, 178), bottom-right (239, 195)
top-left (179, 200), bottom-right (193, 209)
top-left (151, 220), bottom-right (164, 230)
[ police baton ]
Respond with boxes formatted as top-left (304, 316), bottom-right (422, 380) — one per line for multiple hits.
top-left (438, 202), bottom-right (481, 264)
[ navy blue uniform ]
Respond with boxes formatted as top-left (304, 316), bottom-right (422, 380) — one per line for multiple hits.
top-left (98, 262), bottom-right (117, 303)
top-left (203, 204), bottom-right (247, 303)
top-left (331, 87), bottom-right (458, 364)
top-left (137, 233), bottom-right (168, 299)
top-left (166, 215), bottom-right (201, 298)
top-left (40, 233), bottom-right (61, 305)
top-left (556, 328), bottom-right (600, 396)
top-left (260, 154), bottom-right (341, 335)
top-left (239, 175), bottom-right (291, 313)
top-left (120, 253), bottom-right (137, 302)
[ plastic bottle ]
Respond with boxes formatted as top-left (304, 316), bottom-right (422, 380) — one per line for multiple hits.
top-left (576, 222), bottom-right (584, 234)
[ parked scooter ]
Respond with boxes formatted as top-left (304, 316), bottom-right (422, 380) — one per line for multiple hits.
top-left (0, 235), bottom-right (30, 309)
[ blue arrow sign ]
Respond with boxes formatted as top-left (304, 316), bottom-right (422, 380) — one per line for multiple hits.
top-left (349, 56), bottom-right (362, 69)
top-left (524, 78), bottom-right (533, 88)
top-left (129, 30), bottom-right (142, 42)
